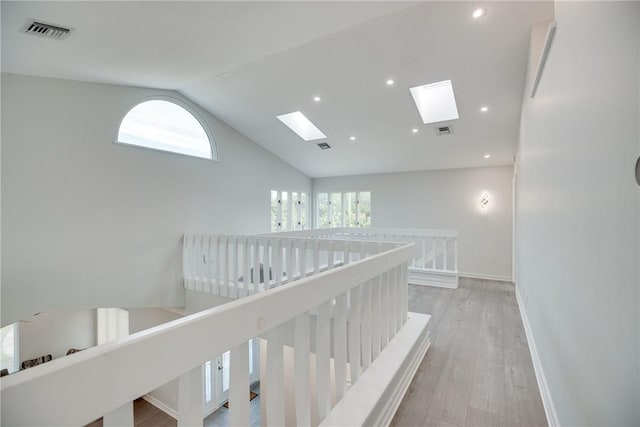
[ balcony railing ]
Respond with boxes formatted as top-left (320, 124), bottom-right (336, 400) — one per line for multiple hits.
top-left (268, 227), bottom-right (459, 288)
top-left (1, 233), bottom-right (429, 427)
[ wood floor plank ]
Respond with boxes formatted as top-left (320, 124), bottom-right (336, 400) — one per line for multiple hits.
top-left (465, 406), bottom-right (508, 427)
top-left (392, 278), bottom-right (547, 427)
top-left (425, 415), bottom-right (461, 427)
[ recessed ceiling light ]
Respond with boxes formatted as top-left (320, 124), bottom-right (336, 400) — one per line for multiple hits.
top-left (473, 8), bottom-right (485, 19)
top-left (481, 106), bottom-right (489, 112)
top-left (484, 154), bottom-right (491, 159)
top-left (386, 79), bottom-right (395, 86)
top-left (410, 80), bottom-right (460, 124)
top-left (313, 96), bottom-right (321, 102)
top-left (349, 136), bottom-right (357, 141)
top-left (412, 128), bottom-right (419, 133)
top-left (276, 111), bottom-right (327, 141)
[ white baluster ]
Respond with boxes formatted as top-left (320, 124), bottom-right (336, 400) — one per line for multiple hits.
top-left (297, 239), bottom-right (306, 279)
top-left (395, 265), bottom-right (403, 332)
top-left (313, 239), bottom-right (320, 274)
top-left (286, 239), bottom-right (294, 283)
top-left (205, 236), bottom-right (214, 294)
top-left (212, 235), bottom-right (220, 295)
top-left (195, 235), bottom-right (205, 291)
top-left (402, 261), bottom-right (409, 324)
top-left (388, 266), bottom-right (397, 336)
top-left (266, 328), bottom-right (285, 426)
top-left (348, 285), bottom-right (362, 383)
top-left (380, 271), bottom-right (389, 348)
top-left (316, 300), bottom-right (332, 420)
top-left (262, 238), bottom-right (270, 291)
top-left (182, 234), bottom-right (191, 289)
top-left (327, 241), bottom-right (335, 269)
top-left (371, 274), bottom-right (381, 359)
top-left (242, 238), bottom-right (250, 297)
top-left (222, 236), bottom-right (230, 297)
top-left (431, 237), bottom-right (436, 270)
top-left (232, 237), bottom-right (239, 299)
top-left (259, 338), bottom-right (267, 426)
top-left (294, 313), bottom-right (311, 426)
top-left (361, 280), bottom-right (372, 370)
top-left (454, 237), bottom-right (459, 272)
top-left (333, 292), bottom-right (348, 402)
top-left (443, 238), bottom-right (448, 271)
top-left (411, 237), bottom-right (417, 268)
top-left (274, 239), bottom-right (282, 288)
top-left (252, 238), bottom-right (260, 294)
top-left (343, 242), bottom-right (351, 265)
top-left (229, 342), bottom-right (249, 426)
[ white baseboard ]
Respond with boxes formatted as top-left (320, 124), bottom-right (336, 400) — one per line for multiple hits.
top-left (320, 312), bottom-right (431, 427)
top-left (142, 394), bottom-right (177, 420)
top-left (459, 272), bottom-right (513, 282)
top-left (514, 285), bottom-right (560, 427)
top-left (408, 268), bottom-right (459, 289)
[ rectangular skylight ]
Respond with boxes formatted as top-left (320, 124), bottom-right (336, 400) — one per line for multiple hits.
top-left (409, 80), bottom-right (460, 124)
top-left (277, 111), bottom-right (327, 141)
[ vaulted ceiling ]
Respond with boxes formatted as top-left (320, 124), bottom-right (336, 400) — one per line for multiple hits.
top-left (2, 1), bottom-right (554, 178)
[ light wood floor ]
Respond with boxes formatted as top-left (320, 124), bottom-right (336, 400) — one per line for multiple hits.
top-left (392, 278), bottom-right (548, 427)
top-left (88, 278), bottom-right (546, 427)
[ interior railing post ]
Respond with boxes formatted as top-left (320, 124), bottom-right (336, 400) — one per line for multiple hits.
top-left (361, 279), bottom-right (372, 370)
top-left (371, 274), bottom-right (381, 359)
top-left (229, 341), bottom-right (250, 427)
top-left (265, 327), bottom-right (285, 426)
top-left (316, 299), bottom-right (332, 419)
top-left (348, 284), bottom-right (362, 383)
top-left (294, 313), bottom-right (311, 426)
top-left (333, 292), bottom-right (348, 401)
top-left (443, 237), bottom-right (448, 271)
top-left (454, 237), bottom-right (459, 272)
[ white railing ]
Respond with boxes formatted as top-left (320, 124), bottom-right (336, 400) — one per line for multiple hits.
top-left (183, 233), bottom-right (407, 297)
top-left (1, 234), bottom-right (416, 426)
top-left (268, 227), bottom-right (459, 288)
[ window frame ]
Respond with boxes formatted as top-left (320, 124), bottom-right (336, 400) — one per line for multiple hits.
top-left (315, 191), bottom-right (372, 228)
top-left (0, 322), bottom-right (19, 374)
top-left (114, 95), bottom-right (219, 161)
top-left (271, 190), bottom-right (310, 232)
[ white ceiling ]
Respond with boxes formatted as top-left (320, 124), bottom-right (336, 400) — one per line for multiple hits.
top-left (2, 1), bottom-right (554, 178)
top-left (1, 1), bottom-right (414, 89)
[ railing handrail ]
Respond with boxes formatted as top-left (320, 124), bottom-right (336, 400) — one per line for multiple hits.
top-left (268, 227), bottom-right (458, 238)
top-left (1, 238), bottom-right (414, 427)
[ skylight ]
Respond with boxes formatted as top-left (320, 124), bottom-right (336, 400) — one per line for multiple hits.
top-left (277, 111), bottom-right (326, 141)
top-left (409, 80), bottom-right (460, 124)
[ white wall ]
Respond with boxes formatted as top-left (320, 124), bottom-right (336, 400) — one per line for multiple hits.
top-left (313, 166), bottom-right (513, 280)
top-left (19, 309), bottom-right (96, 362)
top-left (516, 2), bottom-right (639, 426)
top-left (1, 73), bottom-right (311, 326)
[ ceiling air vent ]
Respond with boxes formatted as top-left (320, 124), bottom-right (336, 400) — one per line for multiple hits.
top-left (21, 19), bottom-right (73, 40)
top-left (436, 125), bottom-right (453, 136)
top-left (317, 142), bottom-right (331, 150)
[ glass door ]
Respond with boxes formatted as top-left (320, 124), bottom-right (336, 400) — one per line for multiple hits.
top-left (203, 339), bottom-right (259, 416)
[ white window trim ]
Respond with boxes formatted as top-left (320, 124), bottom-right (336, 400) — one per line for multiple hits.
top-left (114, 95), bottom-right (220, 161)
top-left (315, 191), bottom-right (372, 228)
top-left (271, 190), bottom-right (310, 232)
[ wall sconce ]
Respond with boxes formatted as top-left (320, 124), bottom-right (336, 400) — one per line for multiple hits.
top-left (480, 192), bottom-right (490, 212)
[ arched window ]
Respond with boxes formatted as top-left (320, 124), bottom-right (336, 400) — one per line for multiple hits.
top-left (117, 99), bottom-right (216, 160)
